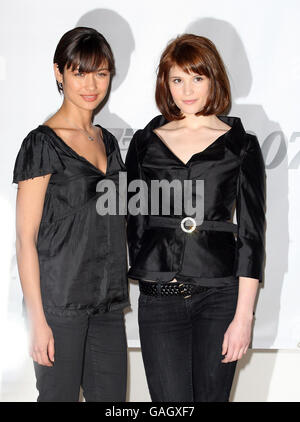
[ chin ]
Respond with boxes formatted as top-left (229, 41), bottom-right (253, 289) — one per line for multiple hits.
top-left (181, 107), bottom-right (202, 116)
top-left (79, 101), bottom-right (100, 111)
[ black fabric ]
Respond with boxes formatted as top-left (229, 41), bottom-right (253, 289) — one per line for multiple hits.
top-left (138, 283), bottom-right (239, 402)
top-left (146, 216), bottom-right (238, 233)
top-left (13, 125), bottom-right (129, 315)
top-left (33, 309), bottom-right (127, 402)
top-left (126, 115), bottom-right (266, 286)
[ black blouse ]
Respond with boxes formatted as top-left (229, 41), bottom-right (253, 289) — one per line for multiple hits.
top-left (125, 115), bottom-right (266, 287)
top-left (13, 124), bottom-right (129, 315)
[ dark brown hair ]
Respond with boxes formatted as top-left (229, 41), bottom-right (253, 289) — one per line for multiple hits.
top-left (53, 27), bottom-right (115, 94)
top-left (155, 34), bottom-right (231, 120)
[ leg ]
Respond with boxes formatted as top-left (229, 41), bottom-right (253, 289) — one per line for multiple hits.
top-left (81, 310), bottom-right (127, 402)
top-left (192, 284), bottom-right (239, 402)
top-left (33, 311), bottom-right (88, 402)
top-left (138, 293), bottom-right (193, 402)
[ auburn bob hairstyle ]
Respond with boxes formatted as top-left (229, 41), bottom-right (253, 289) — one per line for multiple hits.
top-left (53, 27), bottom-right (115, 95)
top-left (155, 34), bottom-right (231, 120)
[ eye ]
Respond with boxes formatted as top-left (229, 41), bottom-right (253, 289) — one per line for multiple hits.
top-left (194, 76), bottom-right (203, 82)
top-left (97, 72), bottom-right (109, 77)
top-left (172, 78), bottom-right (182, 84)
top-left (74, 72), bottom-right (85, 77)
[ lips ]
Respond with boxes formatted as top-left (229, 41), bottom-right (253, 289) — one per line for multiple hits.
top-left (182, 99), bottom-right (197, 105)
top-left (81, 95), bottom-right (98, 102)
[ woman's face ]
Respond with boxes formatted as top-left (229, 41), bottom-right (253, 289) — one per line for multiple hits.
top-left (168, 65), bottom-right (210, 116)
top-left (54, 60), bottom-right (111, 111)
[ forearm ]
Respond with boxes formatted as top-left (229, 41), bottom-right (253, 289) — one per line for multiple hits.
top-left (16, 238), bottom-right (47, 326)
top-left (234, 276), bottom-right (259, 321)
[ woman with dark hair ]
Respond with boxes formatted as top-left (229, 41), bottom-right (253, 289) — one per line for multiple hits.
top-left (13, 27), bottom-right (129, 402)
top-left (126, 34), bottom-right (266, 402)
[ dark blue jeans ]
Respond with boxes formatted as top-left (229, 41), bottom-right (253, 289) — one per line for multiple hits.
top-left (138, 282), bottom-right (239, 402)
top-left (32, 309), bottom-right (127, 402)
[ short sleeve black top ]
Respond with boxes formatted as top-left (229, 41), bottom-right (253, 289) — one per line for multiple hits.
top-left (13, 124), bottom-right (129, 315)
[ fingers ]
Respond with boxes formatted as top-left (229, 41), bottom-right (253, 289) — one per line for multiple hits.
top-left (30, 337), bottom-right (55, 367)
top-left (222, 344), bottom-right (249, 363)
top-left (48, 337), bottom-right (55, 363)
top-left (238, 347), bottom-right (245, 360)
top-left (31, 348), bottom-right (53, 366)
top-left (221, 344), bottom-right (234, 363)
top-left (221, 333), bottom-right (228, 357)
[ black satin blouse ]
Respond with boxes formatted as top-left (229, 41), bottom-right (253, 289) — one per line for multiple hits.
top-left (126, 115), bottom-right (266, 287)
top-left (13, 124), bottom-right (129, 315)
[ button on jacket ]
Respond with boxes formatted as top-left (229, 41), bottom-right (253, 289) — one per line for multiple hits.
top-left (125, 115), bottom-right (266, 287)
top-left (13, 125), bottom-right (129, 315)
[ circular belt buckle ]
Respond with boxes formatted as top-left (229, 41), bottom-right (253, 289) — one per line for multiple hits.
top-left (180, 217), bottom-right (197, 233)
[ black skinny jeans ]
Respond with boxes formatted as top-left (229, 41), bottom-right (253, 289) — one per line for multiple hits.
top-left (138, 282), bottom-right (239, 402)
top-left (32, 309), bottom-right (127, 402)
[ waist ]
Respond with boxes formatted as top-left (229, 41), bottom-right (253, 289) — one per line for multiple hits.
top-left (146, 216), bottom-right (237, 234)
top-left (139, 280), bottom-right (211, 297)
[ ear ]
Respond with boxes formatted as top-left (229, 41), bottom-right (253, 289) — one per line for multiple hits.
top-left (53, 63), bottom-right (63, 84)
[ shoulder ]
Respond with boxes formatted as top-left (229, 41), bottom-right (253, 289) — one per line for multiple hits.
top-left (17, 125), bottom-right (63, 158)
top-left (13, 126), bottom-right (65, 184)
top-left (235, 132), bottom-right (262, 165)
top-left (242, 132), bottom-right (261, 157)
top-left (221, 115), bottom-right (260, 158)
top-left (244, 132), bottom-right (259, 145)
top-left (130, 115), bottom-right (168, 153)
top-left (19, 126), bottom-right (59, 151)
top-left (142, 114), bottom-right (169, 132)
top-left (236, 130), bottom-right (264, 172)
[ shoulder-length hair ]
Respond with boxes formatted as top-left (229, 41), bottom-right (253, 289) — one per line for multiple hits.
top-left (155, 34), bottom-right (231, 120)
top-left (53, 27), bottom-right (115, 95)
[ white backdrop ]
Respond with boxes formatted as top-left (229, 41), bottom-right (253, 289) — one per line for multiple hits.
top-left (1, 0), bottom-right (300, 399)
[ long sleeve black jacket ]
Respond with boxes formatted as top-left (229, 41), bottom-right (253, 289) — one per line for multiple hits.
top-left (125, 115), bottom-right (266, 287)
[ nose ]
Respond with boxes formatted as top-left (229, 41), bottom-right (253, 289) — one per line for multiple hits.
top-left (183, 80), bottom-right (193, 96)
top-left (84, 73), bottom-right (97, 91)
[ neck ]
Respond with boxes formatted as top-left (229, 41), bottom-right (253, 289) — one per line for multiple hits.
top-left (177, 113), bottom-right (220, 130)
top-left (58, 100), bottom-right (94, 131)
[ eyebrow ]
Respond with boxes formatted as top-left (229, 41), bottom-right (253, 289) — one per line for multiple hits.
top-left (73, 67), bottom-right (110, 72)
top-left (169, 74), bottom-right (204, 78)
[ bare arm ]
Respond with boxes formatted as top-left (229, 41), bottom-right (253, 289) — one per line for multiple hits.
top-left (221, 277), bottom-right (259, 363)
top-left (234, 276), bottom-right (258, 320)
top-left (16, 174), bottom-right (55, 366)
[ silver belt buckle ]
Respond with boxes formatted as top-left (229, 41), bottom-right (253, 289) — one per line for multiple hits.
top-left (180, 217), bottom-right (197, 233)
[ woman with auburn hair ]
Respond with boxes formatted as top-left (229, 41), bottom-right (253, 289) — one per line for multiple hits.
top-left (126, 34), bottom-right (266, 402)
top-left (12, 27), bottom-right (129, 402)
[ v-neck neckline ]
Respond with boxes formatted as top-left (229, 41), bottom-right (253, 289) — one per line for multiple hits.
top-left (39, 123), bottom-right (108, 176)
top-left (152, 119), bottom-right (233, 166)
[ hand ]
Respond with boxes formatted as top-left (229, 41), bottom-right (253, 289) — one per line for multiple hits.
top-left (29, 320), bottom-right (55, 367)
top-left (221, 315), bottom-right (253, 363)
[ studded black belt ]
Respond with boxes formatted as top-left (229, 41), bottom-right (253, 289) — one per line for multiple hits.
top-left (139, 280), bottom-right (210, 298)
